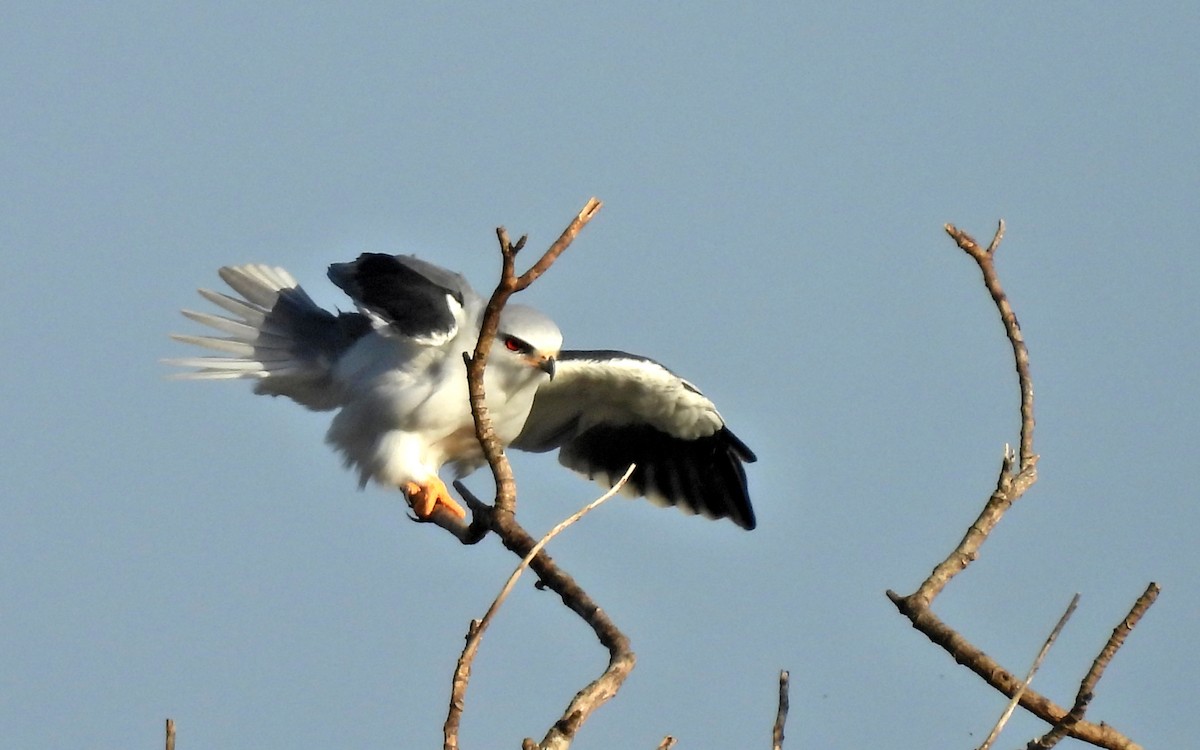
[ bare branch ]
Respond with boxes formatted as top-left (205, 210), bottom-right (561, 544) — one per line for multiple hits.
top-left (772, 670), bottom-right (790, 750)
top-left (887, 595), bottom-right (1142, 749)
top-left (944, 220), bottom-right (1033, 470)
top-left (1027, 583), bottom-right (1160, 750)
top-left (165, 719), bottom-right (175, 750)
top-left (979, 593), bottom-right (1079, 750)
top-left (515, 197), bottom-right (602, 290)
top-left (902, 451), bottom-right (1039, 608)
top-left (441, 200), bottom-right (634, 750)
top-left (656, 736), bottom-right (677, 750)
top-left (490, 465), bottom-right (633, 628)
top-left (417, 498), bottom-right (492, 544)
top-left (443, 466), bottom-right (634, 746)
top-left (515, 508), bottom-right (636, 750)
top-left (985, 218), bottom-right (1006, 254)
top-left (467, 198), bottom-right (603, 517)
top-left (887, 223), bottom-right (1149, 750)
top-left (900, 222), bottom-right (1039, 607)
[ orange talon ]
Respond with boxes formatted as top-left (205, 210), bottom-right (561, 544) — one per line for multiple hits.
top-left (402, 478), bottom-right (466, 520)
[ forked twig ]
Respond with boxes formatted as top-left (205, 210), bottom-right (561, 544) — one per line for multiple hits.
top-left (468, 198), bottom-right (603, 517)
top-left (886, 223), bottom-right (1154, 750)
top-left (945, 219), bottom-right (1033, 469)
top-left (441, 199), bottom-right (635, 750)
top-left (443, 465), bottom-right (635, 746)
top-left (902, 221), bottom-right (1038, 607)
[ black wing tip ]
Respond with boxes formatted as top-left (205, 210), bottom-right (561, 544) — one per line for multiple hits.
top-left (738, 510), bottom-right (758, 531)
top-left (568, 424), bottom-right (758, 530)
top-left (711, 435), bottom-right (756, 530)
top-left (720, 426), bottom-right (757, 464)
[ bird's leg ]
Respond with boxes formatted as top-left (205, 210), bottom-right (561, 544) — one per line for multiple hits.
top-left (403, 478), bottom-right (467, 520)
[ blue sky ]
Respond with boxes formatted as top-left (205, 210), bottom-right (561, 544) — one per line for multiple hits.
top-left (3, 4), bottom-right (1196, 748)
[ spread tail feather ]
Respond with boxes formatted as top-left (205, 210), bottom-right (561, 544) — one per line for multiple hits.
top-left (165, 263), bottom-right (367, 410)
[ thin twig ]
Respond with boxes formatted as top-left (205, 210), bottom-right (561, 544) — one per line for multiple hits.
top-left (904, 222), bottom-right (1038, 607)
top-left (443, 466), bottom-right (635, 749)
top-left (772, 670), bottom-right (790, 750)
top-left (887, 595), bottom-right (1142, 749)
top-left (467, 198), bottom-right (603, 517)
top-left (515, 198), bottom-right (602, 290)
top-left (1027, 583), bottom-right (1160, 750)
top-left (944, 220), bottom-right (1034, 471)
top-left (656, 736), bottom-right (677, 750)
top-left (489, 465), bottom-right (633, 624)
top-left (165, 719), bottom-right (175, 750)
top-left (508, 512), bottom-right (636, 750)
top-left (978, 594), bottom-right (1080, 750)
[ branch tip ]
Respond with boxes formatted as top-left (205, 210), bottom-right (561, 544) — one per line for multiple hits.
top-left (773, 670), bottom-right (790, 750)
top-left (889, 223), bottom-right (1145, 750)
top-left (986, 219), bottom-right (1006, 254)
top-left (444, 202), bottom-right (629, 750)
top-left (979, 593), bottom-right (1080, 750)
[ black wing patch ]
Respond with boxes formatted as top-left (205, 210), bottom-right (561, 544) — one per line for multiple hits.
top-left (513, 351), bottom-right (758, 529)
top-left (327, 253), bottom-right (466, 340)
top-left (559, 423), bottom-right (757, 530)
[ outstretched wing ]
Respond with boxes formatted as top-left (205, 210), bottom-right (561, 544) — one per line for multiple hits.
top-left (326, 253), bottom-right (478, 345)
top-left (512, 350), bottom-right (757, 529)
top-left (166, 264), bottom-right (369, 410)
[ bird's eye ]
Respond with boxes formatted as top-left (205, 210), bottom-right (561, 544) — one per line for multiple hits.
top-left (503, 337), bottom-right (524, 353)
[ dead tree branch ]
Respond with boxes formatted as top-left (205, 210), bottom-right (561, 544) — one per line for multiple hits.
top-left (772, 670), bottom-right (790, 750)
top-left (979, 593), bottom-right (1079, 750)
top-left (443, 465), bottom-right (634, 747)
top-left (469, 198), bottom-right (602, 519)
top-left (1027, 583), bottom-right (1160, 750)
top-left (885, 222), bottom-right (1155, 750)
top-left (439, 199), bottom-right (635, 750)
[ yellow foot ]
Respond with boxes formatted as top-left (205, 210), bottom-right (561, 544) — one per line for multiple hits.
top-left (402, 478), bottom-right (466, 520)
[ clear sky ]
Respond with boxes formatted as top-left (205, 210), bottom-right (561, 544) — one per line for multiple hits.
top-left (3, 4), bottom-right (1196, 749)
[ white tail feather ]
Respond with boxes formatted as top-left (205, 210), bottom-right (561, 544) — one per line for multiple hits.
top-left (167, 263), bottom-right (352, 411)
top-left (180, 310), bottom-right (260, 338)
top-left (170, 334), bottom-right (258, 357)
top-left (167, 370), bottom-right (258, 380)
top-left (197, 289), bottom-right (268, 325)
top-left (164, 357), bottom-right (267, 371)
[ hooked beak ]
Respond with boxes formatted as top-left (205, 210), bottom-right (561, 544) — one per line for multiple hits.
top-left (536, 355), bottom-right (556, 380)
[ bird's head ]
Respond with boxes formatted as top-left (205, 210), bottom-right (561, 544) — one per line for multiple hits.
top-left (495, 304), bottom-right (561, 381)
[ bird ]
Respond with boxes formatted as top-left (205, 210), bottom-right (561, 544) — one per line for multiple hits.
top-left (166, 253), bottom-right (757, 529)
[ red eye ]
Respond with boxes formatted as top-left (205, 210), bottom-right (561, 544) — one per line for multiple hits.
top-left (504, 337), bottom-right (523, 353)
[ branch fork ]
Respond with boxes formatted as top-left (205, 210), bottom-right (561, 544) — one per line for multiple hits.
top-left (888, 222), bottom-right (1155, 750)
top-left (438, 199), bottom-right (637, 750)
